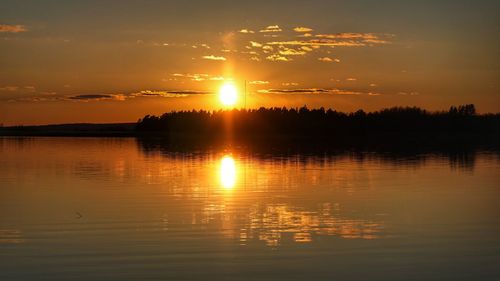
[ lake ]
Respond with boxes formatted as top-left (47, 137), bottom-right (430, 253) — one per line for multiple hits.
top-left (1, 137), bottom-right (499, 281)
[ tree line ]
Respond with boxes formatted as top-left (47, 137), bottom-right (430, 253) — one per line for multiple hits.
top-left (136, 104), bottom-right (500, 140)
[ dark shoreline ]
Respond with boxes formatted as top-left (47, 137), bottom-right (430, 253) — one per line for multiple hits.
top-left (0, 123), bottom-right (137, 137)
top-left (2, 126), bottom-right (500, 154)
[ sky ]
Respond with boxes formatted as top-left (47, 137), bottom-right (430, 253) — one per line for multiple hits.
top-left (0, 0), bottom-right (499, 125)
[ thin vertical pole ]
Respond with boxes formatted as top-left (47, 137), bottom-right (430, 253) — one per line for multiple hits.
top-left (244, 80), bottom-right (247, 110)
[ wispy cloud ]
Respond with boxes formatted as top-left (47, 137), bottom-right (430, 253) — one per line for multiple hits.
top-left (0, 85), bottom-right (36, 92)
top-left (259, 88), bottom-right (330, 94)
top-left (315, 33), bottom-right (376, 39)
top-left (260, 25), bottom-right (282, 33)
top-left (318, 57), bottom-right (340, 63)
top-left (0, 86), bottom-right (20, 91)
top-left (315, 33), bottom-right (392, 44)
top-left (258, 88), bottom-right (380, 96)
top-left (250, 41), bottom-right (263, 48)
top-left (249, 80), bottom-right (269, 85)
top-left (132, 90), bottom-right (211, 98)
top-left (278, 47), bottom-right (306, 56)
top-left (202, 55), bottom-right (227, 61)
top-left (293, 27), bottom-right (313, 33)
top-left (266, 33), bottom-right (392, 48)
top-left (262, 45), bottom-right (274, 53)
top-left (239, 29), bottom-right (255, 34)
top-left (397, 92), bottom-right (420, 96)
top-left (170, 73), bottom-right (227, 82)
top-left (69, 94), bottom-right (118, 101)
top-left (266, 54), bottom-right (292, 62)
top-left (267, 39), bottom-right (366, 47)
top-left (0, 24), bottom-right (27, 33)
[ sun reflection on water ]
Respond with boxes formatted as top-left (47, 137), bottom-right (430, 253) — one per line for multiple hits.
top-left (220, 155), bottom-right (237, 189)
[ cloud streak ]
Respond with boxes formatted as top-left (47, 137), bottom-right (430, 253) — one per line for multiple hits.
top-left (318, 57), bottom-right (340, 63)
top-left (266, 54), bottom-right (292, 62)
top-left (258, 88), bottom-right (381, 96)
top-left (260, 25), bottom-right (282, 33)
top-left (69, 94), bottom-right (118, 101)
top-left (293, 27), bottom-right (313, 33)
top-left (0, 24), bottom-right (27, 33)
top-left (202, 55), bottom-right (227, 61)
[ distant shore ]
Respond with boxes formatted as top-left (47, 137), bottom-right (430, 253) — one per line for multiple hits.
top-left (0, 123), bottom-right (137, 137)
top-left (2, 105), bottom-right (500, 151)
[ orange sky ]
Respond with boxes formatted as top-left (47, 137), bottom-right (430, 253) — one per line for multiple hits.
top-left (1, 0), bottom-right (499, 125)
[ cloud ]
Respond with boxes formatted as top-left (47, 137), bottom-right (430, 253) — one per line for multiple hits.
top-left (0, 24), bottom-right (27, 33)
top-left (260, 25), bottom-right (282, 33)
top-left (209, 76), bottom-right (225, 81)
top-left (250, 56), bottom-right (261, 61)
top-left (266, 54), bottom-right (292, 62)
top-left (250, 41), bottom-right (263, 48)
top-left (0, 86), bottom-right (20, 91)
top-left (397, 92), bottom-right (420, 96)
top-left (262, 45), bottom-right (274, 53)
top-left (249, 80), bottom-right (269, 85)
top-left (315, 33), bottom-right (375, 39)
top-left (258, 88), bottom-right (330, 94)
top-left (202, 55), bottom-right (227, 61)
top-left (257, 88), bottom-right (379, 96)
top-left (0, 85), bottom-right (36, 92)
top-left (171, 73), bottom-right (227, 82)
top-left (239, 29), bottom-right (255, 34)
top-left (69, 94), bottom-right (116, 101)
top-left (299, 33), bottom-right (313, 38)
top-left (132, 90), bottom-right (212, 98)
top-left (318, 57), bottom-right (340, 63)
top-left (267, 40), bottom-right (366, 47)
top-left (266, 33), bottom-right (392, 48)
top-left (293, 27), bottom-right (313, 33)
top-left (9, 89), bottom-right (216, 103)
top-left (278, 48), bottom-right (306, 56)
top-left (315, 33), bottom-right (392, 44)
top-left (300, 46), bottom-right (313, 52)
top-left (68, 90), bottom-right (213, 101)
top-left (346, 78), bottom-right (357, 81)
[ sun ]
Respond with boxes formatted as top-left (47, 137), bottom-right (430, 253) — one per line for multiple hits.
top-left (219, 83), bottom-right (238, 106)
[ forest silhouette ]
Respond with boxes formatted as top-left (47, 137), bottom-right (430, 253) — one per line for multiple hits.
top-left (137, 104), bottom-right (498, 138)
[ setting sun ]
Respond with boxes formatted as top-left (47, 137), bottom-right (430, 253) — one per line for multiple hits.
top-left (219, 83), bottom-right (238, 106)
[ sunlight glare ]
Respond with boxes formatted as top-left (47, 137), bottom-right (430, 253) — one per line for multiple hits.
top-left (219, 83), bottom-right (238, 106)
top-left (220, 155), bottom-right (236, 189)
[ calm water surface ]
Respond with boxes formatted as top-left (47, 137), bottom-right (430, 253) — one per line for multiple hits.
top-left (1, 137), bottom-right (499, 280)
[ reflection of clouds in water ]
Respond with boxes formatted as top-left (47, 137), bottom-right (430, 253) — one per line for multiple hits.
top-left (243, 203), bottom-right (384, 247)
top-left (0, 229), bottom-right (25, 244)
top-left (193, 201), bottom-right (384, 247)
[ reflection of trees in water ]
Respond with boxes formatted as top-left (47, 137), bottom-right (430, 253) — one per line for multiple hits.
top-left (448, 151), bottom-right (476, 172)
top-left (137, 138), bottom-right (487, 172)
top-left (0, 137), bottom-right (35, 152)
